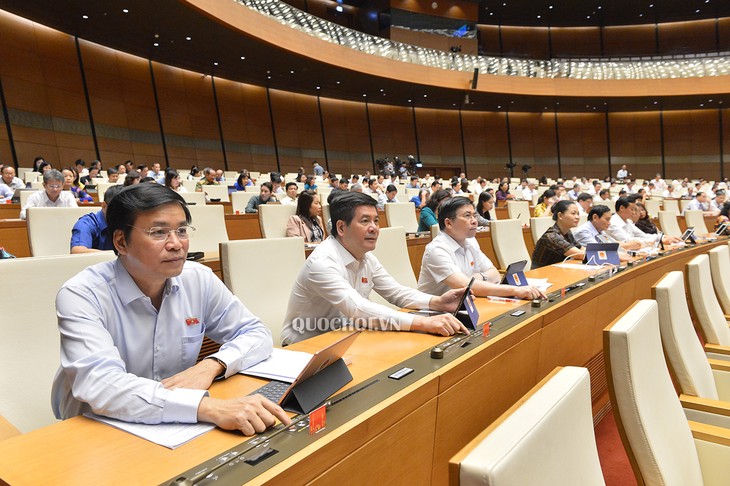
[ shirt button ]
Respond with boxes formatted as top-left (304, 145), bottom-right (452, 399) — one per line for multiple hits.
top-left (155, 346), bottom-right (161, 352)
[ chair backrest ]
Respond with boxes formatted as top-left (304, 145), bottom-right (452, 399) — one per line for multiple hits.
top-left (0, 252), bottom-right (116, 432)
top-left (653, 271), bottom-right (719, 400)
top-left (322, 201), bottom-right (331, 233)
top-left (709, 246), bottom-right (730, 315)
top-left (449, 366), bottom-right (604, 486)
top-left (23, 171), bottom-right (39, 183)
top-left (384, 203), bottom-right (418, 233)
top-left (490, 219), bottom-right (531, 270)
top-left (370, 227), bottom-right (417, 307)
top-left (19, 189), bottom-right (40, 207)
top-left (605, 300), bottom-right (704, 486)
top-left (27, 207), bottom-right (100, 256)
top-left (259, 204), bottom-right (297, 238)
top-left (430, 223), bottom-right (440, 239)
top-left (644, 199), bottom-right (662, 218)
top-left (181, 179), bottom-right (198, 192)
top-left (679, 199), bottom-right (692, 213)
top-left (231, 191), bottom-right (257, 214)
top-left (658, 211), bottom-right (682, 237)
top-left (530, 216), bottom-right (553, 245)
top-left (186, 205), bottom-right (229, 254)
top-left (220, 238), bottom-right (305, 346)
top-left (687, 254), bottom-right (730, 346)
top-left (684, 210), bottom-right (709, 234)
top-left (507, 200), bottom-right (530, 226)
top-left (96, 182), bottom-right (120, 202)
top-left (200, 184), bottom-right (230, 202)
top-left (30, 181), bottom-right (43, 189)
top-left (179, 191), bottom-right (207, 206)
top-left (662, 199), bottom-right (680, 213)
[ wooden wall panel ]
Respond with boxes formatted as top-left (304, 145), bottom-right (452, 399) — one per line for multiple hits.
top-left (719, 18), bottom-right (730, 51)
top-left (369, 104), bottom-right (417, 164)
top-left (658, 19), bottom-right (716, 55)
top-left (558, 112), bottom-right (609, 179)
top-left (608, 112), bottom-right (662, 178)
top-left (215, 78), bottom-right (277, 174)
top-left (603, 25), bottom-right (656, 57)
top-left (722, 109), bottom-right (730, 179)
top-left (269, 89), bottom-right (324, 175)
top-left (319, 97), bottom-right (372, 177)
top-left (500, 26), bottom-right (550, 59)
top-left (550, 27), bottom-right (602, 58)
top-left (477, 25), bottom-right (501, 56)
top-left (415, 108), bottom-right (462, 169)
top-left (663, 109), bottom-right (720, 180)
top-left (509, 112), bottom-right (558, 178)
top-left (461, 110), bottom-right (509, 179)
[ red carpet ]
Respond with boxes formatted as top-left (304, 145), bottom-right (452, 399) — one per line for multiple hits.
top-left (595, 410), bottom-right (637, 485)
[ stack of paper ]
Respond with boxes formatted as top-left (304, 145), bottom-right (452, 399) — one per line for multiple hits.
top-left (84, 414), bottom-right (214, 449)
top-left (525, 278), bottom-right (552, 293)
top-left (240, 348), bottom-right (313, 383)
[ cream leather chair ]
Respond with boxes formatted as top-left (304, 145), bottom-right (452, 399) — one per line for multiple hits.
top-left (259, 204), bottom-right (297, 238)
top-left (709, 246), bottom-right (730, 315)
top-left (186, 204), bottom-right (229, 254)
top-left (605, 299), bottom-right (730, 486)
top-left (686, 255), bottom-right (730, 359)
top-left (490, 219), bottom-right (531, 270)
top-left (179, 191), bottom-right (207, 206)
top-left (370, 227), bottom-right (417, 309)
top-left (23, 171), bottom-right (39, 183)
top-left (658, 210), bottom-right (682, 237)
top-left (181, 179), bottom-right (198, 192)
top-left (430, 223), bottom-right (440, 239)
top-left (654, 271), bottom-right (730, 429)
top-left (644, 198), bottom-right (662, 218)
top-left (384, 203), bottom-right (418, 233)
top-left (27, 206), bottom-right (99, 256)
top-left (200, 184), bottom-right (230, 202)
top-left (19, 189), bottom-right (39, 207)
top-left (220, 238), bottom-right (304, 346)
top-left (30, 181), bottom-right (43, 189)
top-left (663, 199), bottom-right (680, 213)
top-left (507, 200), bottom-right (530, 226)
top-left (0, 252), bottom-right (115, 432)
top-left (96, 182), bottom-right (120, 202)
top-left (680, 198), bottom-right (692, 213)
top-left (231, 191), bottom-right (257, 214)
top-left (244, 185), bottom-right (260, 192)
top-left (449, 367), bottom-right (604, 486)
top-left (530, 216), bottom-right (553, 245)
top-left (685, 209), bottom-right (710, 234)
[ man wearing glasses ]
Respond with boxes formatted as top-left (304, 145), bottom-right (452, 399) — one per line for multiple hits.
top-left (52, 184), bottom-right (290, 435)
top-left (19, 169), bottom-right (77, 220)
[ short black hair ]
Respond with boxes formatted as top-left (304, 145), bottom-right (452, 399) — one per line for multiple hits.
top-left (386, 184), bottom-right (397, 193)
top-left (296, 190), bottom-right (317, 220)
top-left (106, 184), bottom-right (191, 255)
top-left (615, 196), bottom-right (632, 213)
top-left (626, 193), bottom-right (643, 204)
top-left (552, 200), bottom-right (576, 221)
top-left (425, 189), bottom-right (451, 211)
top-left (329, 192), bottom-right (377, 238)
top-left (588, 205), bottom-right (611, 221)
top-left (107, 167), bottom-right (118, 176)
top-left (438, 197), bottom-right (473, 230)
top-left (285, 182), bottom-right (298, 190)
top-left (104, 184), bottom-right (124, 204)
top-left (577, 192), bottom-right (593, 202)
top-left (599, 189), bottom-right (609, 197)
top-left (431, 180), bottom-right (441, 188)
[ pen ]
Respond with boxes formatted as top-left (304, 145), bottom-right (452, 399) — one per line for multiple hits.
top-left (487, 296), bottom-right (519, 303)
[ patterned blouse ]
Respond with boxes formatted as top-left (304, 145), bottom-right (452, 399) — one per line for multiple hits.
top-left (531, 223), bottom-right (582, 269)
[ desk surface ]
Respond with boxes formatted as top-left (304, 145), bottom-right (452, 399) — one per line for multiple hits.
top-left (0, 240), bottom-right (725, 485)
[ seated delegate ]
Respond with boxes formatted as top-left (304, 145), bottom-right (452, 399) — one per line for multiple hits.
top-left (70, 185), bottom-right (124, 253)
top-left (245, 182), bottom-right (277, 213)
top-left (20, 169), bottom-right (78, 220)
top-left (286, 190), bottom-right (324, 243)
top-left (531, 200), bottom-right (585, 269)
top-left (417, 189), bottom-right (451, 232)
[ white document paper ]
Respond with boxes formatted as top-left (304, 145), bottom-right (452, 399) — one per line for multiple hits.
top-left (84, 413), bottom-right (214, 449)
top-left (240, 348), bottom-right (313, 383)
top-left (525, 278), bottom-right (552, 292)
top-left (551, 263), bottom-right (603, 270)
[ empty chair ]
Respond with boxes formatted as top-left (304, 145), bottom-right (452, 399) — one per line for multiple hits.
top-left (605, 299), bottom-right (730, 486)
top-left (507, 200), bottom-right (530, 226)
top-left (0, 252), bottom-right (116, 432)
top-left (663, 199), bottom-right (680, 213)
top-left (19, 189), bottom-right (39, 207)
top-left (96, 182), bottom-right (119, 202)
top-left (27, 207), bottom-right (99, 256)
top-left (709, 246), bottom-right (730, 315)
top-left (259, 204), bottom-right (297, 238)
top-left (23, 171), bottom-right (39, 183)
top-left (530, 216), bottom-right (553, 245)
top-left (200, 184), bottom-right (230, 202)
top-left (186, 204), bottom-right (229, 254)
top-left (220, 238), bottom-right (305, 345)
top-left (179, 191), bottom-right (207, 206)
top-left (384, 203), bottom-right (418, 233)
top-left (658, 210), bottom-right (682, 237)
top-left (181, 179), bottom-right (198, 192)
top-left (679, 199), bottom-right (692, 214)
top-left (654, 271), bottom-right (730, 429)
top-left (449, 367), bottom-right (604, 486)
top-left (231, 191), bottom-right (257, 214)
top-left (684, 209), bottom-right (710, 234)
top-left (490, 219), bottom-right (531, 270)
top-left (644, 198), bottom-right (662, 218)
top-left (687, 254), bottom-right (730, 352)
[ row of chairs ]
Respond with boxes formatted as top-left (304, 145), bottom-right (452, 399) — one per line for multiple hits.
top-left (449, 247), bottom-right (730, 485)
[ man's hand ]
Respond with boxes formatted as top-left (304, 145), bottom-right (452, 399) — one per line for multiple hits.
top-left (197, 395), bottom-right (292, 436)
top-left (162, 359), bottom-right (223, 391)
top-left (620, 240), bottom-right (642, 251)
top-left (663, 235), bottom-right (682, 245)
top-left (412, 313), bottom-right (469, 336)
top-left (429, 287), bottom-right (467, 313)
top-left (511, 285), bottom-right (546, 300)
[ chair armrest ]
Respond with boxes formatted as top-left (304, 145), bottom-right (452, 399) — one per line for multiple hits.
top-left (681, 395), bottom-right (730, 417)
top-left (709, 359), bottom-right (730, 372)
top-left (705, 344), bottom-right (730, 362)
top-left (690, 420), bottom-right (730, 484)
top-left (709, 363), bottom-right (730, 402)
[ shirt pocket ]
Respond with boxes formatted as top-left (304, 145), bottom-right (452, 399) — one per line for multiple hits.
top-left (181, 331), bottom-right (205, 363)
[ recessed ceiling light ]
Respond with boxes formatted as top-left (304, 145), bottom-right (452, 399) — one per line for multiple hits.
top-left (186, 37), bottom-right (191, 41)
top-left (336, 81), bottom-right (340, 84)
top-left (639, 13), bottom-right (644, 17)
top-left (497, 105), bottom-right (501, 108)
top-left (290, 70), bottom-right (294, 74)
top-left (380, 88), bottom-right (384, 92)
top-left (696, 9), bottom-right (700, 13)
top-left (122, 9), bottom-right (129, 13)
top-left (700, 103), bottom-right (705, 107)
top-left (407, 99), bottom-right (412, 103)
top-left (267, 75), bottom-right (272, 79)
top-left (549, 5), bottom-right (553, 9)
top-left (363, 94), bottom-right (367, 97)
top-left (316, 86), bottom-right (320, 90)
top-left (82, 14), bottom-right (89, 19)
top-left (537, 15), bottom-right (541, 18)
top-left (240, 56), bottom-right (245, 60)
top-left (213, 62), bottom-right (218, 66)
top-left (335, 5), bottom-right (343, 12)
top-left (586, 15), bottom-right (591, 19)
top-left (153, 42), bottom-right (159, 47)
top-left (649, 4), bottom-right (654, 7)
top-left (423, 94), bottom-right (427, 97)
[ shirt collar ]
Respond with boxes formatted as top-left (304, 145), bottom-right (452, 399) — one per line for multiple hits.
top-left (330, 236), bottom-right (358, 269)
top-left (438, 231), bottom-right (466, 253)
top-left (113, 259), bottom-right (181, 305)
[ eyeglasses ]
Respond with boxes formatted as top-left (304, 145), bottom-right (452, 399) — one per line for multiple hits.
top-left (129, 225), bottom-right (196, 241)
top-left (46, 184), bottom-right (63, 189)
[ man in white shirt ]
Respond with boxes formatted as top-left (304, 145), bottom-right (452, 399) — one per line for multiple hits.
top-left (567, 183), bottom-right (581, 201)
top-left (576, 193), bottom-right (593, 214)
top-left (710, 190), bottom-right (726, 216)
top-left (652, 173), bottom-right (667, 192)
top-left (418, 198), bottom-right (545, 300)
top-left (474, 178), bottom-right (488, 195)
top-left (1, 166), bottom-right (25, 190)
top-left (52, 183), bottom-right (290, 435)
top-left (573, 205), bottom-right (639, 255)
top-left (521, 181), bottom-right (537, 201)
top-left (607, 196), bottom-right (679, 245)
top-left (149, 162), bottom-right (165, 183)
top-left (20, 169), bottom-right (78, 220)
top-left (279, 182), bottom-right (299, 206)
top-left (281, 192), bottom-right (468, 345)
top-left (686, 192), bottom-right (713, 215)
top-left (616, 165), bottom-right (628, 180)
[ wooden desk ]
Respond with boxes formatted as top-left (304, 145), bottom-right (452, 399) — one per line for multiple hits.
top-left (0, 240), bottom-right (723, 485)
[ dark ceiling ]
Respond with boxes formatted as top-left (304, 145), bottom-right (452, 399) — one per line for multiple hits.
top-left (0, 0), bottom-right (727, 112)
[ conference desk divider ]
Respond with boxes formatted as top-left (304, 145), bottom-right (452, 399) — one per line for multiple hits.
top-left (0, 237), bottom-right (725, 485)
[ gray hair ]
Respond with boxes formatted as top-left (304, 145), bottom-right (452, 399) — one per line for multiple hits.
top-left (43, 169), bottom-right (64, 184)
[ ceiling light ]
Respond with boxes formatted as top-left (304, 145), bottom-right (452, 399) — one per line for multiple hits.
top-left (316, 86), bottom-right (320, 90)
top-left (537, 15), bottom-right (541, 18)
top-left (82, 14), bottom-right (89, 19)
top-left (240, 56), bottom-right (245, 60)
top-left (153, 42), bottom-right (159, 47)
top-left (407, 99), bottom-right (412, 103)
top-left (335, 5), bottom-right (343, 12)
top-left (213, 62), bottom-right (218, 66)
top-left (336, 81), bottom-right (340, 84)
top-left (549, 5), bottom-right (553, 9)
top-left (122, 9), bottom-right (129, 13)
top-left (186, 37), bottom-right (191, 41)
top-left (423, 94), bottom-right (428, 97)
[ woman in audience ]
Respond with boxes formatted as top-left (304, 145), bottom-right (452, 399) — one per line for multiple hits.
top-left (286, 190), bottom-right (324, 243)
top-left (245, 181), bottom-right (277, 213)
top-left (476, 191), bottom-right (494, 227)
top-left (531, 200), bottom-right (585, 269)
top-left (417, 189), bottom-right (451, 232)
top-left (495, 181), bottom-right (513, 205)
top-left (715, 201), bottom-right (730, 232)
top-left (634, 202), bottom-right (657, 234)
top-left (187, 166), bottom-right (200, 180)
top-left (115, 163), bottom-right (127, 175)
top-left (233, 172), bottom-right (251, 191)
top-left (409, 188), bottom-right (429, 209)
top-left (123, 170), bottom-right (141, 186)
top-left (533, 189), bottom-right (557, 217)
top-left (37, 161), bottom-right (53, 174)
top-left (304, 175), bottom-right (317, 191)
top-left (61, 167), bottom-right (93, 202)
top-left (164, 169), bottom-right (187, 193)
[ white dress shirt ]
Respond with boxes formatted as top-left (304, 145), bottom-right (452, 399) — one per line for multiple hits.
top-left (573, 221), bottom-right (605, 247)
top-left (281, 236), bottom-right (432, 345)
top-left (617, 169), bottom-right (628, 179)
top-left (20, 190), bottom-right (77, 220)
top-left (606, 213), bottom-right (653, 243)
top-left (280, 195), bottom-right (297, 206)
top-left (418, 232), bottom-right (495, 295)
top-left (686, 198), bottom-right (710, 212)
top-left (0, 176), bottom-right (24, 190)
top-left (52, 259), bottom-right (272, 424)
